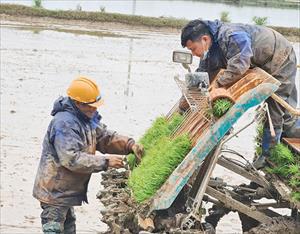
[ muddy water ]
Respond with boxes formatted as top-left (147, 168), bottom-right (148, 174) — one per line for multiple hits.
top-left (0, 23), bottom-right (299, 234)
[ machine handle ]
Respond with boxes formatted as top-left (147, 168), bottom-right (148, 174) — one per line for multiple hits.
top-left (271, 93), bottom-right (300, 116)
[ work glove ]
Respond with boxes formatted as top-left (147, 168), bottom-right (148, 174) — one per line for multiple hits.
top-left (131, 143), bottom-right (145, 163)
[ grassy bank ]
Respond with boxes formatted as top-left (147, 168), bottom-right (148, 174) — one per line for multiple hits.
top-left (196, 0), bottom-right (299, 9)
top-left (0, 4), bottom-right (186, 28)
top-left (1, 3), bottom-right (299, 41)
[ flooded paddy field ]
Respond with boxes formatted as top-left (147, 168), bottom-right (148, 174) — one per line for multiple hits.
top-left (0, 19), bottom-right (299, 233)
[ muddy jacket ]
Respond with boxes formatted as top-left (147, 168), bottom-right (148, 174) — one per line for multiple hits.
top-left (197, 20), bottom-right (297, 108)
top-left (33, 97), bottom-right (135, 206)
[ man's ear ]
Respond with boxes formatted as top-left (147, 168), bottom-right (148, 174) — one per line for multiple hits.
top-left (202, 35), bottom-right (211, 43)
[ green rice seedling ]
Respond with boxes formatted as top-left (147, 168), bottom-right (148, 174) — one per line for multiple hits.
top-left (33, 0), bottom-right (42, 8)
top-left (291, 191), bottom-right (300, 202)
top-left (255, 146), bottom-right (262, 156)
top-left (266, 165), bottom-right (290, 178)
top-left (254, 123), bottom-right (299, 201)
top-left (127, 154), bottom-right (136, 170)
top-left (100, 6), bottom-right (106, 13)
top-left (252, 16), bottom-right (268, 26)
top-left (128, 134), bottom-right (191, 203)
top-left (127, 114), bottom-right (184, 169)
top-left (289, 175), bottom-right (300, 188)
top-left (220, 11), bottom-right (230, 23)
top-left (212, 98), bottom-right (233, 118)
top-left (167, 113), bottom-right (184, 132)
top-left (288, 164), bottom-right (300, 175)
top-left (139, 115), bottom-right (182, 150)
top-left (127, 117), bottom-right (169, 168)
top-left (270, 143), bottom-right (295, 165)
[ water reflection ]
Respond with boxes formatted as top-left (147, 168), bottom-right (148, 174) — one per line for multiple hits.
top-left (2, 0), bottom-right (299, 27)
top-left (0, 24), bottom-right (138, 39)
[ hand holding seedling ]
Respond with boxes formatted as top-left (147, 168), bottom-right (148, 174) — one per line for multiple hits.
top-left (132, 144), bottom-right (145, 163)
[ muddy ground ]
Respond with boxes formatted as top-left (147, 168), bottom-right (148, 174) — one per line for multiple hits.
top-left (0, 17), bottom-right (299, 233)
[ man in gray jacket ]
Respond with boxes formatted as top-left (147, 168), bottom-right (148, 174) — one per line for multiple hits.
top-left (181, 19), bottom-right (299, 169)
top-left (33, 76), bottom-right (144, 233)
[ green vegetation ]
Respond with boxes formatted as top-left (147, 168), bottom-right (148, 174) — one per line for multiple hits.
top-left (127, 114), bottom-right (184, 168)
top-left (127, 114), bottom-right (192, 203)
top-left (269, 143), bottom-right (295, 164)
top-left (288, 164), bottom-right (300, 176)
top-left (1, 4), bottom-right (299, 42)
top-left (33, 0), bottom-right (42, 8)
top-left (265, 143), bottom-right (300, 202)
top-left (100, 6), bottom-right (106, 13)
top-left (252, 16), bottom-right (268, 25)
top-left (289, 172), bottom-right (300, 187)
top-left (220, 11), bottom-right (230, 23)
top-left (0, 4), bottom-right (186, 29)
top-left (291, 192), bottom-right (300, 202)
top-left (255, 123), bottom-right (300, 202)
top-left (212, 98), bottom-right (233, 117)
top-left (266, 164), bottom-right (290, 177)
top-left (194, 0), bottom-right (299, 9)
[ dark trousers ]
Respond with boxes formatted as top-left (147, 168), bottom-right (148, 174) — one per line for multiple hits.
top-left (266, 49), bottom-right (298, 131)
top-left (262, 49), bottom-right (299, 153)
top-left (40, 202), bottom-right (76, 234)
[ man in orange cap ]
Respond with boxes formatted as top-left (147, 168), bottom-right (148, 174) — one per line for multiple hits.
top-left (33, 76), bottom-right (144, 234)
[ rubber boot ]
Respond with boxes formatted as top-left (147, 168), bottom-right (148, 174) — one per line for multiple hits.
top-left (252, 155), bottom-right (266, 170)
top-left (253, 128), bottom-right (282, 169)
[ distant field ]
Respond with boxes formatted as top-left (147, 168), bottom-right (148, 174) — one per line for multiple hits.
top-left (196, 0), bottom-right (300, 9)
top-left (0, 4), bottom-right (299, 41)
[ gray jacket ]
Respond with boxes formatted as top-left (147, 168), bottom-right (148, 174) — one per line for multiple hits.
top-left (198, 20), bottom-right (297, 107)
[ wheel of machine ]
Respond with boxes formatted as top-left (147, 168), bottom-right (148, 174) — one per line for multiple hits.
top-left (244, 217), bottom-right (300, 234)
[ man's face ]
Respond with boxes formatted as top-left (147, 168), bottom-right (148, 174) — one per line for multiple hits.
top-left (76, 102), bottom-right (97, 119)
top-left (186, 35), bottom-right (211, 58)
top-left (186, 39), bottom-right (205, 57)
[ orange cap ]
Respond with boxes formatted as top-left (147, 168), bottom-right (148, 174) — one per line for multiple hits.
top-left (67, 76), bottom-right (104, 107)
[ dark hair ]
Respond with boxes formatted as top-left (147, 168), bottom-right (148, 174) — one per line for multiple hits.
top-left (181, 20), bottom-right (211, 47)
